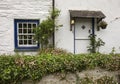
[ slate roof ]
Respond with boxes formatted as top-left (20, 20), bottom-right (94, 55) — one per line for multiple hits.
top-left (69, 10), bottom-right (105, 19)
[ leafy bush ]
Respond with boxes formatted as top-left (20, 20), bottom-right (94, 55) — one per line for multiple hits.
top-left (38, 48), bottom-right (72, 55)
top-left (0, 53), bottom-right (120, 83)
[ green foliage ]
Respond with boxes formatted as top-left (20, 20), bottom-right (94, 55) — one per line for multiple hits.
top-left (38, 48), bottom-right (72, 55)
top-left (79, 76), bottom-right (117, 84)
top-left (87, 34), bottom-right (105, 53)
top-left (0, 53), bottom-right (120, 83)
top-left (98, 20), bottom-right (108, 29)
top-left (34, 8), bottom-right (61, 48)
top-left (110, 47), bottom-right (116, 55)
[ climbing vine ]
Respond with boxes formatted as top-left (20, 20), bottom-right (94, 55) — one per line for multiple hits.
top-left (34, 8), bottom-right (61, 49)
top-left (87, 34), bottom-right (105, 53)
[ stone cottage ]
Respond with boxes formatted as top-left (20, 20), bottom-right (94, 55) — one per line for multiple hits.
top-left (0, 0), bottom-right (120, 54)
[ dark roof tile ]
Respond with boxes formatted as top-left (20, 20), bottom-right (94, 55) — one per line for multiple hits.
top-left (69, 10), bottom-right (106, 18)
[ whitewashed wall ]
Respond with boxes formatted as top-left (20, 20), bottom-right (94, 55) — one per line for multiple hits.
top-left (0, 0), bottom-right (52, 55)
top-left (55, 0), bottom-right (120, 54)
top-left (0, 0), bottom-right (120, 54)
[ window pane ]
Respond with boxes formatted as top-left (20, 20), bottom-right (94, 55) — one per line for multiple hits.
top-left (24, 40), bottom-right (27, 45)
top-left (19, 40), bottom-right (23, 45)
top-left (19, 29), bottom-right (22, 33)
top-left (23, 29), bottom-right (27, 33)
top-left (33, 40), bottom-right (37, 45)
top-left (24, 35), bottom-right (27, 39)
top-left (31, 29), bottom-right (34, 33)
top-left (19, 35), bottom-right (23, 39)
top-left (33, 24), bottom-right (37, 28)
top-left (23, 23), bottom-right (27, 28)
top-left (28, 40), bottom-right (32, 44)
top-left (19, 23), bottom-right (22, 28)
top-left (28, 24), bottom-right (31, 28)
top-left (28, 29), bottom-right (32, 33)
top-left (28, 35), bottom-right (32, 39)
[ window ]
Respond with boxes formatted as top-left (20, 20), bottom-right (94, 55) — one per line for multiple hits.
top-left (14, 19), bottom-right (39, 50)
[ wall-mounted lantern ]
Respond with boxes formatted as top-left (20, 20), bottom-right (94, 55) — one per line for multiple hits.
top-left (70, 19), bottom-right (75, 31)
top-left (71, 19), bottom-right (75, 25)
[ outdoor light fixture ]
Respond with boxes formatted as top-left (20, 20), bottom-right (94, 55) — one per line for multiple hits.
top-left (71, 19), bottom-right (75, 25)
top-left (70, 19), bottom-right (75, 31)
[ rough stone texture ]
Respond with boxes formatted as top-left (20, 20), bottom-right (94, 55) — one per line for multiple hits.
top-left (22, 68), bottom-right (120, 84)
top-left (0, 0), bottom-right (52, 55)
top-left (77, 68), bottom-right (119, 82)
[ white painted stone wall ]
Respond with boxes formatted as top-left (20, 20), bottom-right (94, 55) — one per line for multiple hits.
top-left (55, 0), bottom-right (120, 54)
top-left (0, 0), bottom-right (52, 55)
top-left (0, 0), bottom-right (120, 54)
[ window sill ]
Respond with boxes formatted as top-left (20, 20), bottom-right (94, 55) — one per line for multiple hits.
top-left (14, 48), bottom-right (40, 52)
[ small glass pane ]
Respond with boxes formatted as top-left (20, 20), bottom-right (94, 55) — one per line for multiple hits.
top-left (28, 40), bottom-right (32, 44)
top-left (28, 24), bottom-right (31, 28)
top-left (24, 35), bottom-right (27, 39)
top-left (19, 40), bottom-right (23, 45)
top-left (19, 29), bottom-right (22, 33)
top-left (32, 29), bottom-right (35, 33)
top-left (33, 24), bottom-right (37, 28)
top-left (28, 35), bottom-right (32, 39)
top-left (23, 23), bottom-right (27, 28)
top-left (23, 29), bottom-right (27, 33)
top-left (19, 23), bottom-right (22, 28)
top-left (19, 35), bottom-right (23, 39)
top-left (28, 29), bottom-right (32, 33)
top-left (24, 40), bottom-right (27, 45)
top-left (33, 40), bottom-right (37, 45)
